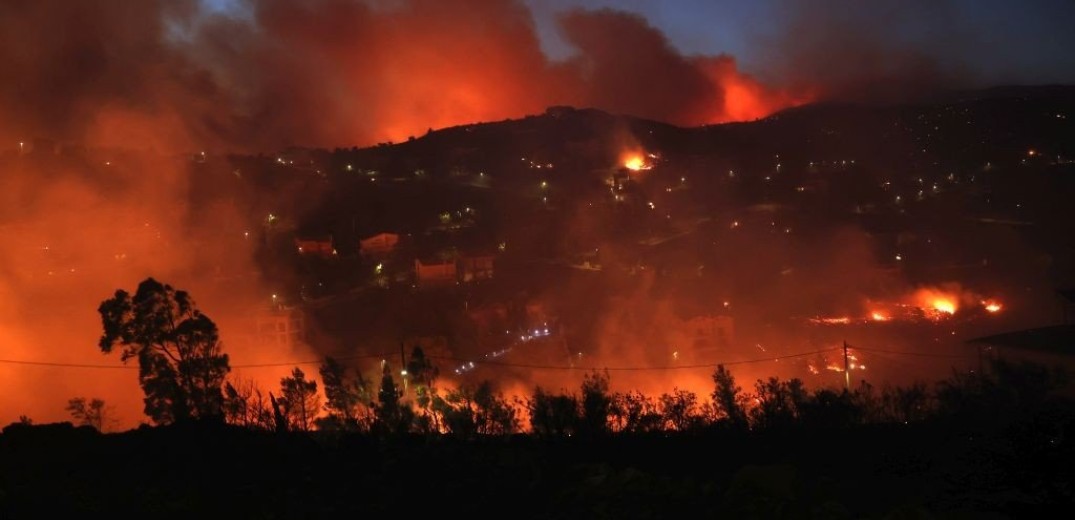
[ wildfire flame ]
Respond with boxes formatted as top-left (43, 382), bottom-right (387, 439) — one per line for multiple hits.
top-left (931, 298), bottom-right (957, 315)
top-left (623, 153), bottom-right (653, 172)
top-left (818, 286), bottom-right (1005, 328)
top-left (908, 287), bottom-right (961, 320)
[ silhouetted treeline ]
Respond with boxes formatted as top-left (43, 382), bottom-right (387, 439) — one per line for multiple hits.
top-left (215, 353), bottom-right (1069, 440)
top-left (2, 357), bottom-right (1072, 517)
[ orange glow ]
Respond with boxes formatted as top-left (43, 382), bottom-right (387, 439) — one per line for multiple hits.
top-left (623, 154), bottom-right (651, 171)
top-left (908, 286), bottom-right (962, 320)
top-left (932, 299), bottom-right (956, 315)
top-left (0, 154), bottom-right (313, 429)
top-left (696, 55), bottom-right (816, 124)
top-left (0, 0), bottom-right (816, 154)
top-left (859, 285), bottom-right (1004, 324)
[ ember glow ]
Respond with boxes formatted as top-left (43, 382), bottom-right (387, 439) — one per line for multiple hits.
top-left (622, 153), bottom-right (654, 172)
top-left (931, 298), bottom-right (957, 316)
top-left (811, 284), bottom-right (1007, 328)
top-left (910, 287), bottom-right (962, 320)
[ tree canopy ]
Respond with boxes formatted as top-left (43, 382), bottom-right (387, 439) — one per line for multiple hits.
top-left (98, 278), bottom-right (230, 424)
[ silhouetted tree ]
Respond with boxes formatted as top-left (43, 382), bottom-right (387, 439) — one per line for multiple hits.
top-left (433, 386), bottom-right (478, 437)
top-left (610, 390), bottom-right (662, 433)
top-left (877, 382), bottom-right (931, 424)
top-left (751, 377), bottom-right (807, 430)
top-left (658, 389), bottom-right (705, 432)
top-left (579, 370), bottom-right (613, 437)
top-left (429, 381), bottom-right (518, 437)
top-left (374, 363), bottom-right (413, 435)
top-left (98, 278), bottom-right (230, 424)
top-left (473, 380), bottom-right (519, 435)
top-left (223, 378), bottom-right (275, 430)
top-left (528, 387), bottom-right (579, 438)
top-left (65, 397), bottom-right (113, 432)
top-left (406, 346), bottom-right (439, 431)
top-left (316, 356), bottom-right (373, 432)
top-left (935, 359), bottom-right (1067, 428)
top-left (279, 368), bottom-right (320, 431)
top-left (711, 364), bottom-right (749, 430)
top-left (269, 393), bottom-right (288, 433)
top-left (797, 388), bottom-right (861, 429)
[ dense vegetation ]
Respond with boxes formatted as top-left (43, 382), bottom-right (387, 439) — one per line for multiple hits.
top-left (3, 350), bottom-right (1071, 517)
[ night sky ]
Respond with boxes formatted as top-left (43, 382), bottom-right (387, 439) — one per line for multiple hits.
top-left (204, 0), bottom-right (1075, 85)
top-left (522, 0), bottom-right (1075, 85)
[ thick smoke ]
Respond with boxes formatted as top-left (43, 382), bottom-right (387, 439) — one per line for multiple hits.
top-left (0, 0), bottom-right (809, 152)
top-left (2, 0), bottom-right (1060, 152)
top-left (0, 148), bottom-right (303, 428)
top-left (757, 0), bottom-right (970, 103)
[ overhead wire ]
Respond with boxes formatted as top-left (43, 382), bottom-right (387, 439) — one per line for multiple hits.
top-left (0, 348), bottom-right (843, 372)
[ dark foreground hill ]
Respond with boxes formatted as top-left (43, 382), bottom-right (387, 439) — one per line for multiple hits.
top-left (2, 404), bottom-right (1072, 518)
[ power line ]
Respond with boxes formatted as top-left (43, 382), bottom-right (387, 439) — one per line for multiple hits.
top-left (234, 352), bottom-right (387, 369)
top-left (0, 358), bottom-right (134, 370)
top-left (0, 349), bottom-right (841, 372)
top-left (3, 345), bottom-right (973, 373)
top-left (851, 348), bottom-right (980, 358)
top-left (0, 353), bottom-right (387, 370)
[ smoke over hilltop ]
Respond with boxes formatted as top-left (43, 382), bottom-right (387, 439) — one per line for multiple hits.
top-left (0, 0), bottom-right (987, 152)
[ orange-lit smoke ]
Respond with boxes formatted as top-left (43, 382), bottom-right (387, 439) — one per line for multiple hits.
top-left (0, 152), bottom-right (313, 429)
top-left (696, 55), bottom-right (816, 123)
top-left (0, 0), bottom-right (814, 153)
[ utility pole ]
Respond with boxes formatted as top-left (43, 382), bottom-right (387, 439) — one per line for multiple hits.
top-left (843, 340), bottom-right (851, 391)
